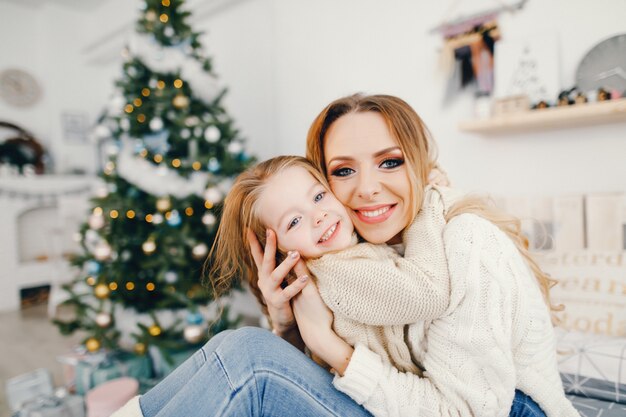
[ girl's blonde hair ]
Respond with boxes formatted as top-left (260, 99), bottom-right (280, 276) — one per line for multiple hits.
top-left (206, 155), bottom-right (329, 317)
top-left (306, 93), bottom-right (561, 317)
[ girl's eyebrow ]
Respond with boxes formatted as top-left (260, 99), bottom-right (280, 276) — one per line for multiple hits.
top-left (327, 146), bottom-right (402, 165)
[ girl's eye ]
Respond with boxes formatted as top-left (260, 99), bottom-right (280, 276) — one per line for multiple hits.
top-left (314, 191), bottom-right (325, 203)
top-left (288, 217), bottom-right (300, 230)
top-left (380, 158), bottom-right (404, 169)
top-left (330, 167), bottom-right (354, 177)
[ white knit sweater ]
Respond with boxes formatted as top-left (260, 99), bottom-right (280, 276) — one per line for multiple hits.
top-left (307, 186), bottom-right (455, 374)
top-left (333, 213), bottom-right (579, 417)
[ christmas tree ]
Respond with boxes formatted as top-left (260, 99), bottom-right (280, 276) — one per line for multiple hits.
top-left (54, 0), bottom-right (252, 358)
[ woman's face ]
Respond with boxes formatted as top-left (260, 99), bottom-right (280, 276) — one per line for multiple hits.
top-left (323, 111), bottom-right (413, 244)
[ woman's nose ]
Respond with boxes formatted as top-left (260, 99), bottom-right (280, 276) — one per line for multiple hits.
top-left (357, 171), bottom-right (381, 200)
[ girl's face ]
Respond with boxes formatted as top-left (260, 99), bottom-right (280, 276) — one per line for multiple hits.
top-left (256, 165), bottom-right (355, 259)
top-left (323, 111), bottom-right (413, 245)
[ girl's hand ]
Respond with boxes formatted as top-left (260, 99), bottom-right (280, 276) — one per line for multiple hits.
top-left (292, 279), bottom-right (354, 376)
top-left (247, 229), bottom-right (309, 335)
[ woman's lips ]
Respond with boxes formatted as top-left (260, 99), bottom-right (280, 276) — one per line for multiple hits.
top-left (354, 204), bottom-right (396, 224)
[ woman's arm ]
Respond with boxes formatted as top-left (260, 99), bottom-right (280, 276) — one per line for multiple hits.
top-left (309, 187), bottom-right (451, 325)
top-left (248, 229), bottom-right (308, 349)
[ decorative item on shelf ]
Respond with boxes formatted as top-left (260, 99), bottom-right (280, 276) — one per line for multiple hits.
top-left (557, 90), bottom-right (574, 107)
top-left (575, 33), bottom-right (626, 96)
top-left (492, 94), bottom-right (530, 116)
top-left (597, 87), bottom-right (611, 102)
top-left (532, 100), bottom-right (550, 110)
top-left (0, 121), bottom-right (47, 174)
top-left (573, 91), bottom-right (588, 105)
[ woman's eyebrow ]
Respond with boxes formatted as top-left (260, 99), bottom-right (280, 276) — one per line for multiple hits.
top-left (327, 146), bottom-right (402, 165)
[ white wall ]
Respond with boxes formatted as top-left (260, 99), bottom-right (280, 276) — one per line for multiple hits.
top-left (1, 0), bottom-right (625, 196)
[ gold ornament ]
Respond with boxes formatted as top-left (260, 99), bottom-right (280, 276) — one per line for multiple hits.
top-left (172, 94), bottom-right (189, 109)
top-left (85, 337), bottom-right (101, 352)
top-left (94, 283), bottom-right (110, 299)
top-left (148, 324), bottom-right (162, 337)
top-left (156, 196), bottom-right (171, 212)
top-left (183, 324), bottom-right (205, 344)
top-left (134, 342), bottom-right (147, 355)
top-left (95, 312), bottom-right (112, 328)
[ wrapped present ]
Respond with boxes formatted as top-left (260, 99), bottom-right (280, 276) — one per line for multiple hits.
top-left (18, 389), bottom-right (84, 417)
top-left (86, 377), bottom-right (138, 417)
top-left (71, 350), bottom-right (152, 395)
top-left (5, 368), bottom-right (54, 413)
top-left (149, 346), bottom-right (196, 378)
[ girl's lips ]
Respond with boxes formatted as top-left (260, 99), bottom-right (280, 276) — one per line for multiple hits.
top-left (354, 204), bottom-right (396, 224)
top-left (318, 221), bottom-right (340, 245)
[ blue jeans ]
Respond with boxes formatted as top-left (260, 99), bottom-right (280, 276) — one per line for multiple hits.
top-left (139, 327), bottom-right (546, 417)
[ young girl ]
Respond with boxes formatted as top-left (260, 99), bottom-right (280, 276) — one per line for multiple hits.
top-left (209, 155), bottom-right (458, 373)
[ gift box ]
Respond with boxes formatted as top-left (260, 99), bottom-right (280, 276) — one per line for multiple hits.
top-left (66, 350), bottom-right (152, 395)
top-left (19, 392), bottom-right (85, 417)
top-left (86, 377), bottom-right (138, 417)
top-left (5, 368), bottom-right (54, 413)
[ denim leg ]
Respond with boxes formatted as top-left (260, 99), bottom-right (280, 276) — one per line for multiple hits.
top-left (509, 390), bottom-right (547, 417)
top-left (140, 327), bottom-right (372, 417)
top-left (139, 329), bottom-right (233, 416)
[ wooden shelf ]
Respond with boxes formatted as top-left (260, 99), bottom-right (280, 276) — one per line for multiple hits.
top-left (459, 98), bottom-right (626, 134)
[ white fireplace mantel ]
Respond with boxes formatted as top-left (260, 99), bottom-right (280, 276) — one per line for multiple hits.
top-left (0, 175), bottom-right (95, 311)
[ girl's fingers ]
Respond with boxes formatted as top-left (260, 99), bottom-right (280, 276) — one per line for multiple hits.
top-left (261, 229), bottom-right (277, 273)
top-left (280, 273), bottom-right (309, 302)
top-left (247, 229), bottom-right (263, 269)
top-left (293, 259), bottom-right (310, 279)
top-left (270, 250), bottom-right (301, 285)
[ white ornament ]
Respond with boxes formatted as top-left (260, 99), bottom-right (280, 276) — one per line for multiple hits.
top-left (94, 125), bottom-right (111, 140)
top-left (142, 239), bottom-right (156, 255)
top-left (88, 214), bottom-right (105, 230)
top-left (164, 27), bottom-right (174, 37)
top-left (121, 250), bottom-right (131, 261)
top-left (108, 94), bottom-right (126, 115)
top-left (152, 213), bottom-right (164, 224)
top-left (227, 141), bottom-right (243, 155)
top-left (149, 117), bottom-right (164, 131)
top-left (203, 187), bottom-right (223, 204)
top-left (164, 271), bottom-right (178, 283)
top-left (180, 129), bottom-right (191, 139)
top-left (202, 213), bottom-right (216, 226)
top-left (94, 241), bottom-right (112, 261)
top-left (120, 119), bottom-right (130, 131)
top-left (95, 185), bottom-right (109, 198)
top-left (192, 243), bottom-right (208, 259)
top-left (193, 127), bottom-right (203, 137)
top-left (204, 126), bottom-right (220, 143)
top-left (185, 116), bottom-right (200, 127)
top-left (95, 312), bottom-right (112, 328)
top-left (183, 325), bottom-right (205, 344)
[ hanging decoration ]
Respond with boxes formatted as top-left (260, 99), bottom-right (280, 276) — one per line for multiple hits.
top-left (435, 0), bottom-right (528, 103)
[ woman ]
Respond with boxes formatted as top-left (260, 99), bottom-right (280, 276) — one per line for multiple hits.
top-left (113, 94), bottom-right (576, 417)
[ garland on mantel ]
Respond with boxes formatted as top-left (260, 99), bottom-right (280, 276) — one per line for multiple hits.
top-left (0, 184), bottom-right (91, 201)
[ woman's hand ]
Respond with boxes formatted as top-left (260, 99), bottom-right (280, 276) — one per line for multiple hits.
top-left (292, 279), bottom-right (354, 376)
top-left (247, 229), bottom-right (309, 335)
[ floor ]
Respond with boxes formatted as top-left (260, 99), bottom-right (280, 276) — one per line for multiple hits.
top-left (0, 303), bottom-right (83, 417)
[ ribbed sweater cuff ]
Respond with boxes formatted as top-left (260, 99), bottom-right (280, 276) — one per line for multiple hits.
top-left (333, 343), bottom-right (383, 404)
top-left (110, 396), bottom-right (143, 417)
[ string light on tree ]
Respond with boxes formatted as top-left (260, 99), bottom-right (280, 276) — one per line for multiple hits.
top-left (172, 94), bottom-right (189, 109)
top-left (156, 196), bottom-right (171, 212)
top-left (142, 238), bottom-right (157, 255)
top-left (94, 283), bottom-right (111, 299)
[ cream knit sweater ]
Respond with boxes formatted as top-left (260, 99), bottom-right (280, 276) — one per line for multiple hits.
top-left (307, 186), bottom-right (456, 374)
top-left (332, 212), bottom-right (579, 417)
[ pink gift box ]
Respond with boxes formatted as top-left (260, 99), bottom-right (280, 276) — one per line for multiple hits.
top-left (86, 377), bottom-right (138, 417)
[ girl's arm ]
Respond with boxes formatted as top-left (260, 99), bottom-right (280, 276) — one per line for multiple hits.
top-left (317, 216), bottom-right (518, 417)
top-left (248, 229), bottom-right (308, 349)
top-left (309, 187), bottom-right (451, 325)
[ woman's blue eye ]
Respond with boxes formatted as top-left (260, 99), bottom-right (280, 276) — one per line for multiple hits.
top-left (288, 217), bottom-right (300, 230)
top-left (331, 167), bottom-right (354, 177)
top-left (314, 191), bottom-right (325, 203)
top-left (380, 158), bottom-right (404, 169)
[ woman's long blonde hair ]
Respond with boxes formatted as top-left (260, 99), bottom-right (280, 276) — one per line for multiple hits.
top-left (205, 155), bottom-right (329, 317)
top-left (306, 93), bottom-right (561, 317)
